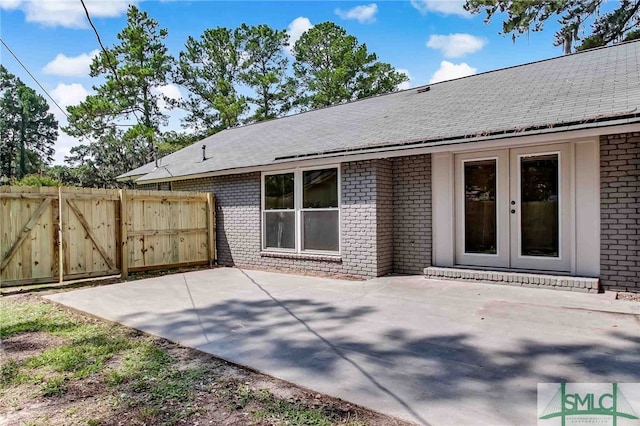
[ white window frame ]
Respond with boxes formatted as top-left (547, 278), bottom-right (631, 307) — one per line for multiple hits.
top-left (261, 165), bottom-right (341, 255)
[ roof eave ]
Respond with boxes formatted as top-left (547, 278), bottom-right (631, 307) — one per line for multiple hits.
top-left (132, 117), bottom-right (640, 184)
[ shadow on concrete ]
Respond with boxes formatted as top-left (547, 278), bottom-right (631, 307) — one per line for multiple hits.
top-left (110, 271), bottom-right (640, 425)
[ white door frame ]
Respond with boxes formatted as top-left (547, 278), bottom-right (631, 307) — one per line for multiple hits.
top-left (454, 143), bottom-right (572, 272)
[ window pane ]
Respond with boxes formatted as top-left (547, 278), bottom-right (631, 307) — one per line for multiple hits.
top-left (264, 212), bottom-right (295, 249)
top-left (303, 169), bottom-right (338, 208)
top-left (464, 160), bottom-right (497, 254)
top-left (521, 154), bottom-right (559, 257)
top-left (303, 211), bottom-right (339, 251)
top-left (265, 173), bottom-right (294, 210)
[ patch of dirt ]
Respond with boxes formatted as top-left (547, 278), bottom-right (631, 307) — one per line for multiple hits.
top-left (617, 292), bottom-right (640, 302)
top-left (1, 294), bottom-right (412, 426)
top-left (1, 331), bottom-right (66, 363)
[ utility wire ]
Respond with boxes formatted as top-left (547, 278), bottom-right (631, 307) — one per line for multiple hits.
top-left (1, 38), bottom-right (71, 120)
top-left (79, 0), bottom-right (142, 125)
top-left (0, 37), bottom-right (133, 132)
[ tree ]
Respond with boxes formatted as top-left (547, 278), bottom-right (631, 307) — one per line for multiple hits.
top-left (157, 130), bottom-right (199, 156)
top-left (13, 174), bottom-right (62, 187)
top-left (63, 5), bottom-right (174, 187)
top-left (64, 128), bottom-right (150, 188)
top-left (465, 0), bottom-right (640, 54)
top-left (175, 27), bottom-right (247, 135)
top-left (292, 22), bottom-right (408, 110)
top-left (238, 24), bottom-right (295, 122)
top-left (0, 65), bottom-right (57, 180)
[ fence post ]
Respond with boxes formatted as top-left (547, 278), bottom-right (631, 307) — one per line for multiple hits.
top-left (58, 186), bottom-right (64, 284)
top-left (119, 189), bottom-right (128, 278)
top-left (206, 193), bottom-right (216, 267)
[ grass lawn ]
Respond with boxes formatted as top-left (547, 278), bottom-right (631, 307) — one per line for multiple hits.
top-left (0, 294), bottom-right (409, 426)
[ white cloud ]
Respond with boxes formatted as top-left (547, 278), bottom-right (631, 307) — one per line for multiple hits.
top-left (426, 33), bottom-right (487, 58)
top-left (410, 0), bottom-right (469, 17)
top-left (50, 83), bottom-right (90, 114)
top-left (285, 16), bottom-right (313, 55)
top-left (52, 132), bottom-right (80, 164)
top-left (48, 83), bottom-right (91, 163)
top-left (0, 0), bottom-right (136, 28)
top-left (335, 4), bottom-right (378, 24)
top-left (429, 61), bottom-right (476, 83)
top-left (396, 68), bottom-right (412, 90)
top-left (152, 84), bottom-right (183, 112)
top-left (42, 50), bottom-right (99, 77)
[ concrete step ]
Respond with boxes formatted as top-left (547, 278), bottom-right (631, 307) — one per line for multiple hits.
top-left (424, 266), bottom-right (600, 293)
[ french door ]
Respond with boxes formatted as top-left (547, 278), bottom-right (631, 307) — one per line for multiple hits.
top-left (455, 144), bottom-right (571, 272)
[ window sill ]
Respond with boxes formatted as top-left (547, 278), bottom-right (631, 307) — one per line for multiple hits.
top-left (260, 251), bottom-right (342, 263)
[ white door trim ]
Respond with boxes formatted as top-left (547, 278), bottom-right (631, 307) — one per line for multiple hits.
top-left (453, 143), bottom-right (573, 273)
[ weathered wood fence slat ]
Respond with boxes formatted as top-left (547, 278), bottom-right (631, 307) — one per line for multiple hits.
top-left (0, 186), bottom-right (216, 287)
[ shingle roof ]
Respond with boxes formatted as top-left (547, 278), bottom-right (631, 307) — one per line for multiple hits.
top-left (122, 40), bottom-right (640, 182)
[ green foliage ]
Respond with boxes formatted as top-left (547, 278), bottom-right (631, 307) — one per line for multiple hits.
top-left (624, 28), bottom-right (640, 41)
top-left (64, 128), bottom-right (150, 188)
top-left (63, 5), bottom-right (173, 187)
top-left (238, 24), bottom-right (295, 122)
top-left (465, 0), bottom-right (640, 53)
top-left (56, 11), bottom-right (407, 185)
top-left (40, 376), bottom-right (67, 397)
top-left (0, 65), bottom-right (58, 180)
top-left (13, 174), bottom-right (62, 187)
top-left (1, 358), bottom-right (21, 386)
top-left (292, 22), bottom-right (408, 110)
top-left (157, 130), bottom-right (199, 156)
top-left (176, 27), bottom-right (247, 135)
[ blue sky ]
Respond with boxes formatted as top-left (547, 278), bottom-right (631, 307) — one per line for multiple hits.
top-left (1, 0), bottom-right (576, 163)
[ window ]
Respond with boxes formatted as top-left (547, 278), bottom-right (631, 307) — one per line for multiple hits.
top-left (262, 167), bottom-right (340, 253)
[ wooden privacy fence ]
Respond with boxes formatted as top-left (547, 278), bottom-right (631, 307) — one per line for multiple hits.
top-left (1, 186), bottom-right (215, 287)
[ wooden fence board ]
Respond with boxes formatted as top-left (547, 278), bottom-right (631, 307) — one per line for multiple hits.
top-left (1, 186), bottom-right (216, 287)
top-left (1, 187), bottom-right (59, 285)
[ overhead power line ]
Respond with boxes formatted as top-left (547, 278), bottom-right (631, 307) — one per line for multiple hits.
top-left (1, 37), bottom-right (71, 120)
top-left (79, 0), bottom-right (142, 125)
top-left (0, 37), bottom-right (134, 132)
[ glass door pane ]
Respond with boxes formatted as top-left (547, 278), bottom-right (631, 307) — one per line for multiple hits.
top-left (464, 160), bottom-right (497, 254)
top-left (520, 154), bottom-right (559, 257)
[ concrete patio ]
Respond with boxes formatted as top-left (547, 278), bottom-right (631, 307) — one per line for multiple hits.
top-left (46, 268), bottom-right (640, 425)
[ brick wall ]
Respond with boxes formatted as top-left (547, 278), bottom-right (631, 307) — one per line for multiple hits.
top-left (155, 155), bottom-right (433, 279)
top-left (392, 155), bottom-right (432, 274)
top-left (376, 160), bottom-right (394, 275)
top-left (600, 132), bottom-right (640, 292)
top-left (171, 160), bottom-right (401, 278)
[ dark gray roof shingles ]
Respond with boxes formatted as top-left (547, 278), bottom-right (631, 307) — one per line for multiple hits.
top-left (123, 40), bottom-right (640, 182)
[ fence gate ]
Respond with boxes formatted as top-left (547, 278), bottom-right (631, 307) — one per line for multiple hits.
top-left (60, 188), bottom-right (120, 281)
top-left (1, 186), bottom-right (215, 288)
top-left (0, 187), bottom-right (60, 286)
